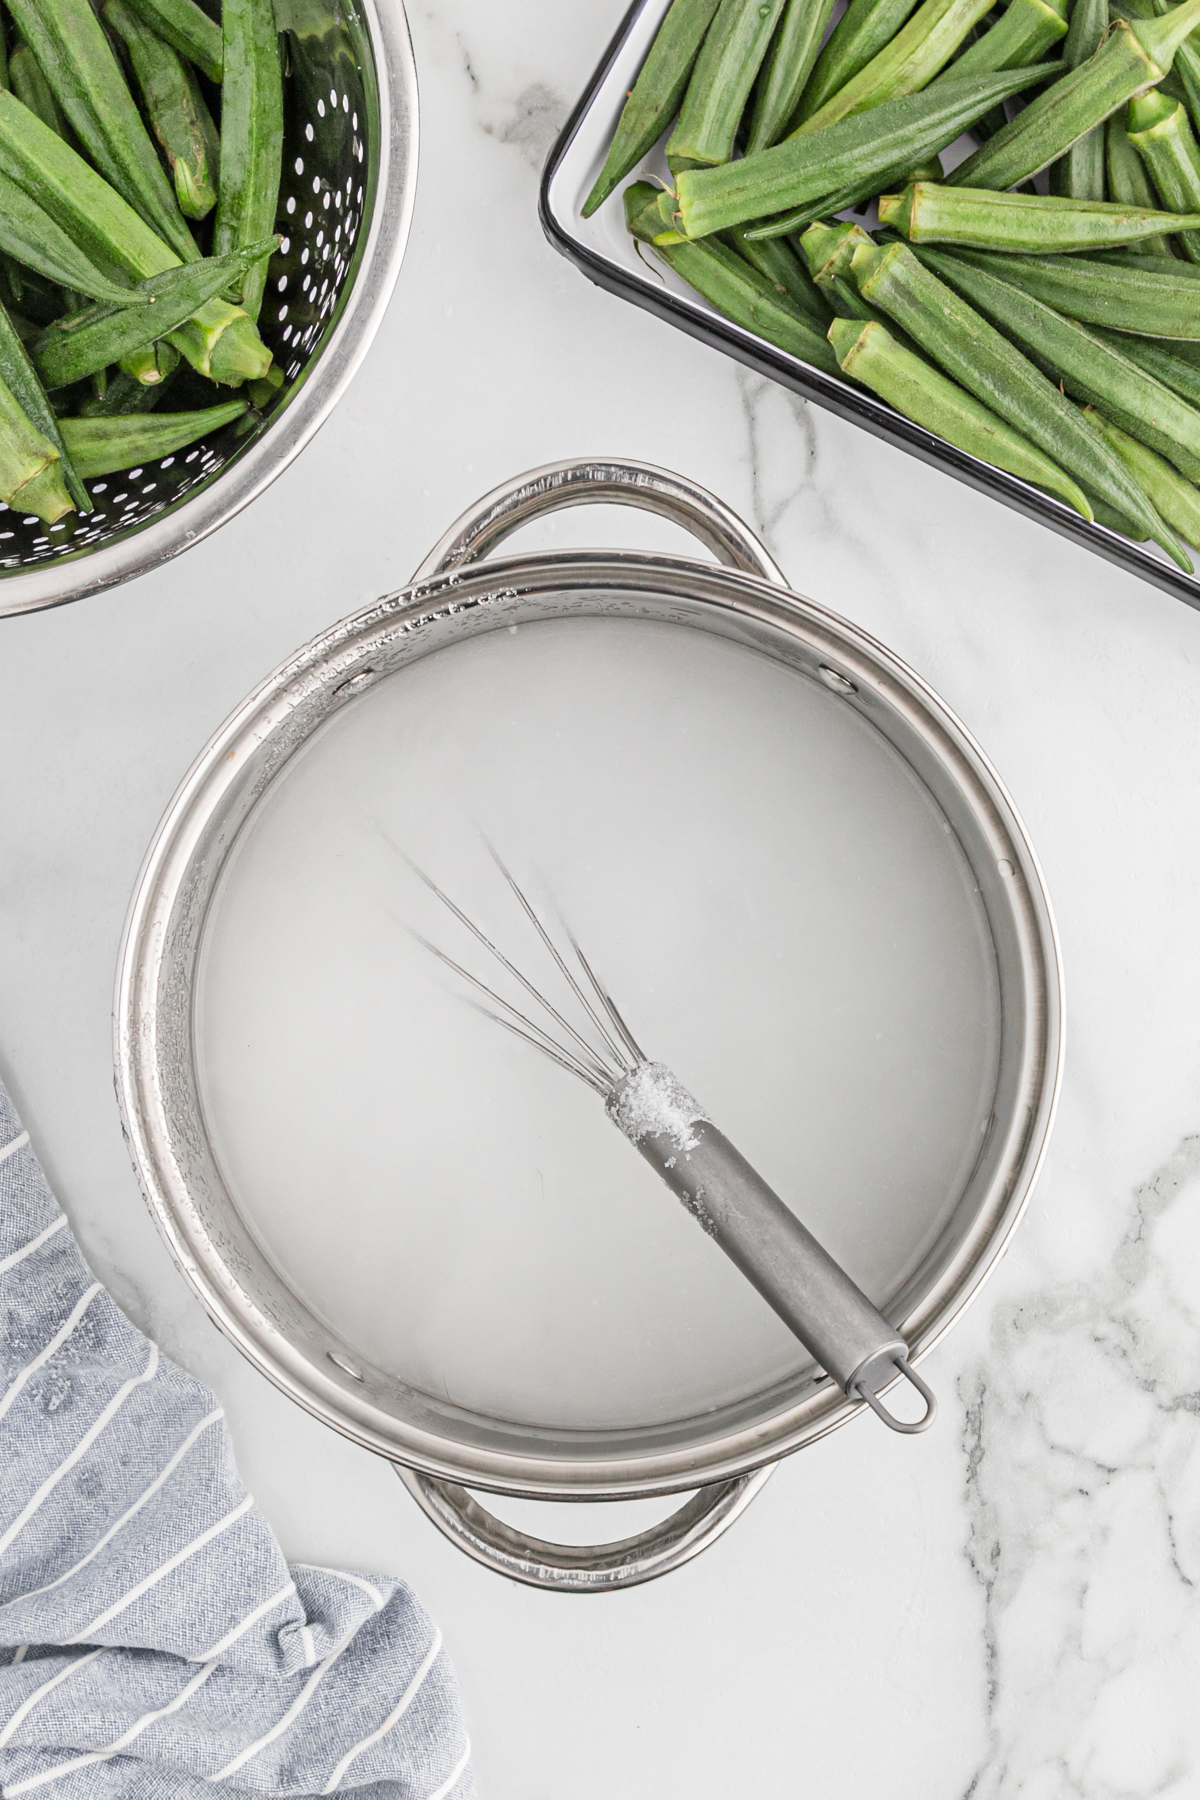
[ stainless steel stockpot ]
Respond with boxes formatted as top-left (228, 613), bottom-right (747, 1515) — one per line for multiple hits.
top-left (115, 460), bottom-right (1064, 1590)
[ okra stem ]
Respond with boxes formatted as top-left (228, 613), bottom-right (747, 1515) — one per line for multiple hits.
top-left (675, 63), bottom-right (1058, 235)
top-left (213, 0), bottom-right (283, 321)
top-left (826, 314), bottom-right (1099, 521)
top-left (667, 0), bottom-right (786, 166)
top-left (746, 0), bottom-right (836, 150)
top-left (950, 6), bottom-right (1200, 193)
top-left (1127, 88), bottom-right (1200, 261)
top-left (582, 0), bottom-right (721, 216)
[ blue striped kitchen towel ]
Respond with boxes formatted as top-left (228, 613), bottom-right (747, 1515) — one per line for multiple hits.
top-left (0, 1079), bottom-right (474, 1799)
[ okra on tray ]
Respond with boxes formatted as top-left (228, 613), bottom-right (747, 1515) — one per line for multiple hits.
top-left (0, 0), bottom-right (285, 525)
top-left (588, 0), bottom-right (1200, 573)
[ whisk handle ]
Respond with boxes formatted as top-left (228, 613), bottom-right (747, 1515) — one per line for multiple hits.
top-left (631, 1118), bottom-right (936, 1432)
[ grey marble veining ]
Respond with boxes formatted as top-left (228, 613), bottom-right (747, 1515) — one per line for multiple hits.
top-left (1, 0), bottom-right (1199, 1794)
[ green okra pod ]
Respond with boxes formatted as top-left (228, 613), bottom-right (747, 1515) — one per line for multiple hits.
top-left (32, 237), bottom-right (277, 389)
top-left (1106, 111), bottom-right (1177, 252)
top-left (1127, 88), bottom-right (1200, 261)
top-left (826, 314), bottom-right (1098, 520)
top-left (1117, 0), bottom-right (1200, 145)
top-left (1048, 0), bottom-right (1106, 198)
top-left (0, 296), bottom-right (87, 508)
top-left (950, 3), bottom-right (1200, 192)
top-left (626, 180), bottom-right (840, 372)
top-left (726, 221), bottom-right (832, 326)
top-left (942, 245), bottom-right (1200, 336)
top-left (851, 237), bottom-right (1188, 558)
top-left (941, 0), bottom-right (1067, 83)
top-left (878, 180), bottom-right (1200, 250)
top-left (1092, 323), bottom-right (1200, 403)
top-left (104, 0), bottom-right (220, 221)
top-left (798, 0), bottom-right (921, 123)
top-left (667, 0), bottom-right (786, 166)
top-left (0, 165), bottom-right (145, 302)
top-left (4, 0), bottom-right (198, 261)
top-left (745, 0), bottom-right (837, 151)
top-left (1087, 407), bottom-right (1200, 544)
top-left (744, 0), bottom-right (841, 149)
top-left (799, 0), bottom-right (999, 132)
top-left (674, 63), bottom-right (1058, 236)
top-left (10, 40), bottom-right (69, 139)
top-left (0, 367), bottom-right (73, 520)
top-left (213, 0), bottom-right (283, 321)
top-left (121, 0), bottom-right (222, 83)
top-left (59, 400), bottom-right (248, 476)
top-left (0, 89), bottom-right (271, 382)
top-left (917, 243), bottom-right (1200, 482)
top-left (583, 0), bottom-right (722, 216)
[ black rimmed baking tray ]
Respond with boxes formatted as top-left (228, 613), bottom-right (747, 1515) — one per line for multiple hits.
top-left (539, 0), bottom-right (1200, 615)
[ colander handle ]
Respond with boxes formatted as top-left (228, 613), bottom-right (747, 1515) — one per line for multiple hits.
top-left (410, 458), bottom-right (786, 586)
top-left (392, 1461), bottom-right (775, 1592)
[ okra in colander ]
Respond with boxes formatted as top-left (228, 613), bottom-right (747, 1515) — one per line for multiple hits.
top-left (105, 0), bottom-right (221, 221)
top-left (59, 400), bottom-right (248, 476)
top-left (0, 0), bottom-right (300, 518)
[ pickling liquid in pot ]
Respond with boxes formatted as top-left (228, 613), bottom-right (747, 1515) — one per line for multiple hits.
top-left (195, 613), bottom-right (1000, 1432)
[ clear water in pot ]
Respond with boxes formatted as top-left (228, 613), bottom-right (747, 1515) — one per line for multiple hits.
top-left (195, 613), bottom-right (1000, 1433)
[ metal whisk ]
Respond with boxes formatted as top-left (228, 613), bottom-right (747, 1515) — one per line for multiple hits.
top-left (409, 848), bottom-right (936, 1436)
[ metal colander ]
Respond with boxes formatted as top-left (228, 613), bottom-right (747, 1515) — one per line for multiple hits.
top-left (0, 0), bottom-right (417, 621)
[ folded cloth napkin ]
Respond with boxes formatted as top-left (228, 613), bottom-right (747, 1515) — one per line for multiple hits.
top-left (0, 1080), bottom-right (474, 1799)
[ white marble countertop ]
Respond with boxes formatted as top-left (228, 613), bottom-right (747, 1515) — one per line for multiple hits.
top-left (4, 1), bottom-right (1200, 1793)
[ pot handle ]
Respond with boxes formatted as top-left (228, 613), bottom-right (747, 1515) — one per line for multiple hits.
top-left (392, 1462), bottom-right (775, 1592)
top-left (402, 461), bottom-right (782, 1588)
top-left (410, 458), bottom-right (786, 586)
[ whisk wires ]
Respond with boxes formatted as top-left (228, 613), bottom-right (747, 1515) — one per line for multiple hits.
top-left (405, 848), bottom-right (641, 1096)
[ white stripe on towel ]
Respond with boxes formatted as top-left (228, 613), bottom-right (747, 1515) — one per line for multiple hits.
top-left (426, 1739), bottom-right (473, 1800)
top-left (4, 1660), bottom-right (218, 1793)
top-left (322, 1631), bottom-right (443, 1793)
top-left (293, 1563), bottom-right (385, 1609)
top-left (66, 1493), bottom-right (254, 1643)
top-left (0, 1648), bottom-right (104, 1748)
top-left (0, 1407), bottom-right (224, 1613)
top-left (0, 1284), bottom-right (102, 1427)
top-left (207, 1629), bottom-right (358, 1782)
top-left (0, 1215), bottom-right (67, 1277)
top-left (0, 1345), bottom-right (159, 1560)
top-left (194, 1580), bottom-right (298, 1662)
top-left (0, 1130), bottom-right (29, 1168)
